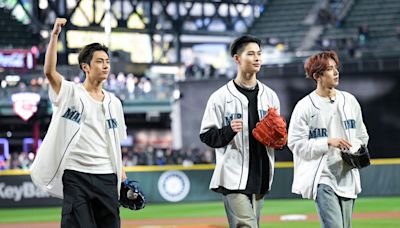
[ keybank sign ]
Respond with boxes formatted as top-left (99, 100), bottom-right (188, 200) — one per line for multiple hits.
top-left (0, 175), bottom-right (62, 208)
top-left (0, 182), bottom-right (51, 202)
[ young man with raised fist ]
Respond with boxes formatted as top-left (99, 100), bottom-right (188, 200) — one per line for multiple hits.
top-left (31, 18), bottom-right (128, 228)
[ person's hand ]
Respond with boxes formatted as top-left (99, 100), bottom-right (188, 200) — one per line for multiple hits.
top-left (52, 18), bottom-right (67, 36)
top-left (122, 166), bottom-right (127, 181)
top-left (230, 119), bottom-right (243, 133)
top-left (328, 138), bottom-right (352, 150)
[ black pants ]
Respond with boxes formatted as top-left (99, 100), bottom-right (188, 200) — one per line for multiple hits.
top-left (61, 170), bottom-right (120, 228)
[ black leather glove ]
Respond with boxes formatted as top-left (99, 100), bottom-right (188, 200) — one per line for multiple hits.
top-left (119, 179), bottom-right (145, 210)
top-left (341, 145), bottom-right (370, 169)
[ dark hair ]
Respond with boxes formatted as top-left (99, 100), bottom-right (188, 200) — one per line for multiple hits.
top-left (230, 35), bottom-right (261, 57)
top-left (304, 50), bottom-right (339, 79)
top-left (78, 43), bottom-right (109, 70)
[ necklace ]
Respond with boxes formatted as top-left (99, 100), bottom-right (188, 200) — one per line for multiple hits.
top-left (328, 96), bottom-right (336, 103)
top-left (235, 79), bottom-right (257, 90)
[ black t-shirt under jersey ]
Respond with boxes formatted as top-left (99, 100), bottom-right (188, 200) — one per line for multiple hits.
top-left (200, 81), bottom-right (270, 195)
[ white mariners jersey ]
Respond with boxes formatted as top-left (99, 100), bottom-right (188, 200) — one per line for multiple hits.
top-left (30, 78), bottom-right (127, 199)
top-left (288, 90), bottom-right (369, 199)
top-left (200, 80), bottom-right (280, 191)
top-left (65, 86), bottom-right (114, 174)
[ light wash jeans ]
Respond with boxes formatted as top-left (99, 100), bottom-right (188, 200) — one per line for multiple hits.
top-left (222, 193), bottom-right (265, 228)
top-left (315, 184), bottom-right (355, 228)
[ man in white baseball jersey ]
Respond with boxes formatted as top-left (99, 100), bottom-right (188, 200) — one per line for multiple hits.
top-left (288, 50), bottom-right (369, 228)
top-left (199, 35), bottom-right (281, 227)
top-left (30, 18), bottom-right (128, 227)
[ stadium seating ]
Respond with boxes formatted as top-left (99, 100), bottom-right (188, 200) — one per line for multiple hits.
top-left (247, 0), bottom-right (400, 59)
top-left (318, 0), bottom-right (400, 58)
top-left (249, 0), bottom-right (317, 50)
top-left (0, 7), bottom-right (40, 48)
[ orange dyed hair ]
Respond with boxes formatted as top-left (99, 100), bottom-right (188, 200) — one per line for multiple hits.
top-left (304, 50), bottom-right (339, 79)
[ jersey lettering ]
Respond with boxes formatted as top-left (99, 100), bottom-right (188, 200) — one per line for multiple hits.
top-left (344, 119), bottom-right (356, 129)
top-left (61, 106), bottom-right (81, 123)
top-left (106, 118), bottom-right (118, 129)
top-left (224, 113), bottom-right (242, 126)
top-left (258, 109), bottom-right (268, 118)
top-left (309, 128), bottom-right (328, 139)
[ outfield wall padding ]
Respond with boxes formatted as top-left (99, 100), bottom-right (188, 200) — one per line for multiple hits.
top-left (0, 163), bottom-right (399, 208)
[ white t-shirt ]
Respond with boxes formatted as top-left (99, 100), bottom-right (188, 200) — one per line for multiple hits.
top-left (65, 85), bottom-right (114, 174)
top-left (317, 95), bottom-right (356, 199)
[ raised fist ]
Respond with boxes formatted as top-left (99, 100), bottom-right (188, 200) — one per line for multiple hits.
top-left (52, 18), bottom-right (67, 36)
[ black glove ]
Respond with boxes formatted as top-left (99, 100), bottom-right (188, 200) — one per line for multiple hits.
top-left (341, 145), bottom-right (371, 169)
top-left (119, 179), bottom-right (146, 210)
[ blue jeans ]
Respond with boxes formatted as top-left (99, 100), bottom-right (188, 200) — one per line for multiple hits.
top-left (315, 184), bottom-right (355, 228)
top-left (222, 193), bottom-right (265, 228)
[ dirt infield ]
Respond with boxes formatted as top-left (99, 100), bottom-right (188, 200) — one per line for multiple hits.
top-left (1, 212), bottom-right (399, 228)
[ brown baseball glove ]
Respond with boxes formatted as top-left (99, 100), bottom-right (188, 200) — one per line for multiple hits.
top-left (252, 107), bottom-right (288, 149)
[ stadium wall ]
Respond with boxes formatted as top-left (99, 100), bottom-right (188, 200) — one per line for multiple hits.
top-left (1, 160), bottom-right (399, 208)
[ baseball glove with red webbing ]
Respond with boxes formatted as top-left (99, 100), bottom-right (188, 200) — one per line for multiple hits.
top-left (252, 107), bottom-right (288, 149)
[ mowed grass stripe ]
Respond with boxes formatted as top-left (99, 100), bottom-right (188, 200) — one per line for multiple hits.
top-left (0, 197), bottom-right (399, 224)
top-left (0, 207), bottom-right (61, 223)
top-left (121, 201), bottom-right (227, 219)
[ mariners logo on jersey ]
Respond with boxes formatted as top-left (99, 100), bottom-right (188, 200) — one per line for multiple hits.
top-left (258, 109), bottom-right (268, 118)
top-left (344, 119), bottom-right (356, 129)
top-left (224, 113), bottom-right (242, 126)
top-left (309, 127), bottom-right (328, 139)
top-left (106, 118), bottom-right (118, 129)
top-left (61, 106), bottom-right (82, 123)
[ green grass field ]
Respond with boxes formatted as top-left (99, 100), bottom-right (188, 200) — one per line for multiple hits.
top-left (1, 196), bottom-right (399, 227)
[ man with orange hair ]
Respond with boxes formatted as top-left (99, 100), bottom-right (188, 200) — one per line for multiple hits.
top-left (287, 51), bottom-right (369, 228)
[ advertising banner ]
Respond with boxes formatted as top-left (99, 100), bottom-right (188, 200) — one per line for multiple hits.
top-left (0, 175), bottom-right (61, 208)
top-left (1, 163), bottom-right (399, 208)
top-left (0, 49), bottom-right (36, 70)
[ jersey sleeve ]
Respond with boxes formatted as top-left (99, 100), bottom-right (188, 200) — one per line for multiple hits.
top-left (48, 77), bottom-right (73, 107)
top-left (199, 93), bottom-right (236, 148)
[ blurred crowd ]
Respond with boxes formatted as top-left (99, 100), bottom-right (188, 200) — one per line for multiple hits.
top-left (0, 71), bottom-right (175, 102)
top-left (0, 146), bottom-right (215, 171)
top-left (121, 146), bottom-right (214, 167)
top-left (103, 72), bottom-right (174, 101)
top-left (317, 24), bottom-right (371, 59)
top-left (0, 66), bottom-right (220, 172)
top-left (0, 151), bottom-right (33, 170)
